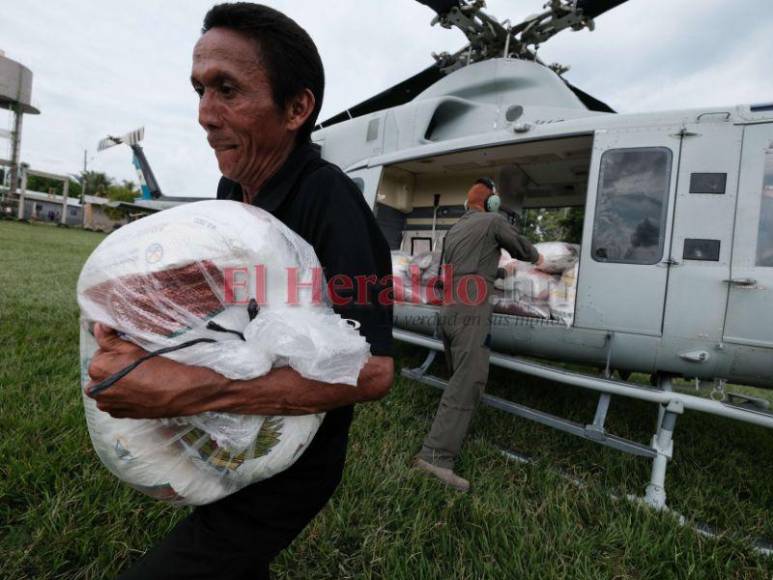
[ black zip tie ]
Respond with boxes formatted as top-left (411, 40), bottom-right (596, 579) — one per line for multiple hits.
top-left (248, 298), bottom-right (260, 321)
top-left (206, 321), bottom-right (246, 341)
top-left (88, 337), bottom-right (217, 396)
top-left (89, 300), bottom-right (259, 397)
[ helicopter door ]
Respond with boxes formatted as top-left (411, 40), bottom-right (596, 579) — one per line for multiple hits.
top-left (575, 129), bottom-right (678, 336)
top-left (662, 123), bottom-right (742, 343)
top-left (346, 165), bottom-right (383, 210)
top-left (723, 123), bottom-right (773, 348)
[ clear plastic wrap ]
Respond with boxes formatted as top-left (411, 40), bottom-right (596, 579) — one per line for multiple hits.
top-left (78, 200), bottom-right (370, 505)
top-left (494, 243), bottom-right (580, 322)
top-left (494, 261), bottom-right (552, 319)
top-left (534, 242), bottom-right (580, 274)
top-left (391, 250), bottom-right (443, 305)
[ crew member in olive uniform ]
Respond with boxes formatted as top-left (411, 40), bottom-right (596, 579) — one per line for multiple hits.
top-left (413, 178), bottom-right (541, 491)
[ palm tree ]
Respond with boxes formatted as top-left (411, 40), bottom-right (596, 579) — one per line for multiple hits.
top-left (121, 180), bottom-right (138, 194)
top-left (80, 171), bottom-right (113, 198)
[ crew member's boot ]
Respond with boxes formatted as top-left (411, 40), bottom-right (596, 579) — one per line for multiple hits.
top-left (411, 457), bottom-right (470, 492)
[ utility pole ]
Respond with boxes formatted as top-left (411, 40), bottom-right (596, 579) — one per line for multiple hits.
top-left (9, 102), bottom-right (23, 201)
top-left (80, 149), bottom-right (87, 203)
top-left (80, 149), bottom-right (87, 227)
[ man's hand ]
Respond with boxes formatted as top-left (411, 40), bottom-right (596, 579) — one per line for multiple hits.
top-left (534, 253), bottom-right (545, 268)
top-left (86, 324), bottom-right (225, 419)
top-left (86, 323), bottom-right (394, 419)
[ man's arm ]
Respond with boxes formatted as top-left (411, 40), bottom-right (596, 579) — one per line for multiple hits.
top-left (87, 324), bottom-right (393, 420)
top-left (493, 216), bottom-right (542, 265)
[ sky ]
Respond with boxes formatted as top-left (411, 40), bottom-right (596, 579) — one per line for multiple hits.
top-left (1, 0), bottom-right (772, 198)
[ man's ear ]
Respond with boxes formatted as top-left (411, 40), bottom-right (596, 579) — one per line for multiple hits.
top-left (285, 88), bottom-right (316, 132)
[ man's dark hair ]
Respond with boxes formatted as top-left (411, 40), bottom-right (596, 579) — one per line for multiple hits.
top-left (202, 3), bottom-right (324, 143)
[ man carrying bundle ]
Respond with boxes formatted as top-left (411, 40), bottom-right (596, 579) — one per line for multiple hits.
top-left (86, 3), bottom-right (394, 578)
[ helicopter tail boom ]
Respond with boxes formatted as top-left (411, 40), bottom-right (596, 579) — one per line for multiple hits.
top-left (96, 127), bottom-right (163, 199)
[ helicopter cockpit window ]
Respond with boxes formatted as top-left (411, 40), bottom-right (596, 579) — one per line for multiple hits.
top-left (755, 149), bottom-right (773, 267)
top-left (591, 148), bottom-right (672, 265)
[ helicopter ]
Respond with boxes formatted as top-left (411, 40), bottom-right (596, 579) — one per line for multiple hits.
top-left (307, 0), bottom-right (773, 511)
top-left (100, 0), bottom-right (773, 513)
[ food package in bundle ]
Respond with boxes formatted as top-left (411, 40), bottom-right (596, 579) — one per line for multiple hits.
top-left (395, 285), bottom-right (443, 305)
top-left (495, 249), bottom-right (520, 290)
top-left (493, 259), bottom-right (556, 318)
top-left (494, 258), bottom-right (522, 291)
top-left (409, 251), bottom-right (434, 272)
top-left (492, 294), bottom-right (550, 319)
top-left (415, 251), bottom-right (443, 285)
top-left (391, 251), bottom-right (443, 305)
top-left (392, 251), bottom-right (421, 303)
top-left (549, 263), bottom-right (579, 326)
top-left (534, 242), bottom-right (580, 274)
top-left (391, 251), bottom-right (413, 273)
top-left (502, 263), bottom-right (554, 299)
top-left (78, 200), bottom-right (370, 505)
top-left (392, 274), bottom-right (443, 305)
top-left (561, 262), bottom-right (579, 289)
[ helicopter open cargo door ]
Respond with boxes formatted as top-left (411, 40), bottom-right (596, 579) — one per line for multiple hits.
top-left (723, 123), bottom-right (773, 349)
top-left (575, 128), bottom-right (679, 336)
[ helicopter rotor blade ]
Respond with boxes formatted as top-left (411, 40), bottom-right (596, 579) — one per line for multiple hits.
top-left (97, 126), bottom-right (145, 151)
top-left (316, 0), bottom-right (627, 130)
top-left (564, 79), bottom-right (615, 113)
top-left (415, 0), bottom-right (461, 17)
top-left (316, 64), bottom-right (445, 129)
top-left (575, 0), bottom-right (629, 19)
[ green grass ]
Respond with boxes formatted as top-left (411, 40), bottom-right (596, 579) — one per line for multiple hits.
top-left (1, 220), bottom-right (771, 579)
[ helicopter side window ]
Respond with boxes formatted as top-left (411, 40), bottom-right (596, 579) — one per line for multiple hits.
top-left (591, 147), bottom-right (672, 265)
top-left (755, 149), bottom-right (773, 267)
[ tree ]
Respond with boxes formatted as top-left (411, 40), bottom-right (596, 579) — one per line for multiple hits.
top-left (106, 180), bottom-right (138, 203)
top-left (68, 179), bottom-right (83, 198)
top-left (26, 174), bottom-right (65, 196)
top-left (80, 171), bottom-right (114, 198)
top-left (19, 170), bottom-right (133, 200)
top-left (24, 174), bottom-right (83, 199)
top-left (521, 207), bottom-right (584, 244)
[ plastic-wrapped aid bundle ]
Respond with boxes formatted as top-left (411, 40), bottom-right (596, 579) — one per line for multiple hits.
top-left (493, 262), bottom-right (553, 319)
top-left (548, 263), bottom-right (579, 326)
top-left (493, 243), bottom-right (580, 321)
top-left (77, 200), bottom-right (370, 505)
top-left (390, 250), bottom-right (443, 305)
top-left (533, 242), bottom-right (580, 274)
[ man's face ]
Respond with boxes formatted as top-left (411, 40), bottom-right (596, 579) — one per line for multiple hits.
top-left (191, 28), bottom-right (293, 188)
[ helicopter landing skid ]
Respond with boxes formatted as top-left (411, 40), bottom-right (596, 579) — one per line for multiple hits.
top-left (497, 448), bottom-right (773, 557)
top-left (396, 328), bottom-right (773, 512)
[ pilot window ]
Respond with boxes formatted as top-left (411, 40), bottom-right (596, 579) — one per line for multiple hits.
top-left (411, 237), bottom-right (432, 255)
top-left (591, 147), bottom-right (672, 265)
top-left (755, 149), bottom-right (773, 267)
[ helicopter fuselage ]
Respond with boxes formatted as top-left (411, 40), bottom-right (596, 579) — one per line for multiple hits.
top-left (313, 57), bottom-right (773, 389)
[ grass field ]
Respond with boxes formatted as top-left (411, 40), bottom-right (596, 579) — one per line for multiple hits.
top-left (1, 220), bottom-right (772, 579)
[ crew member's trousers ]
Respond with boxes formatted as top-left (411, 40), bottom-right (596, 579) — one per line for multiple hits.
top-left (418, 302), bottom-right (493, 469)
